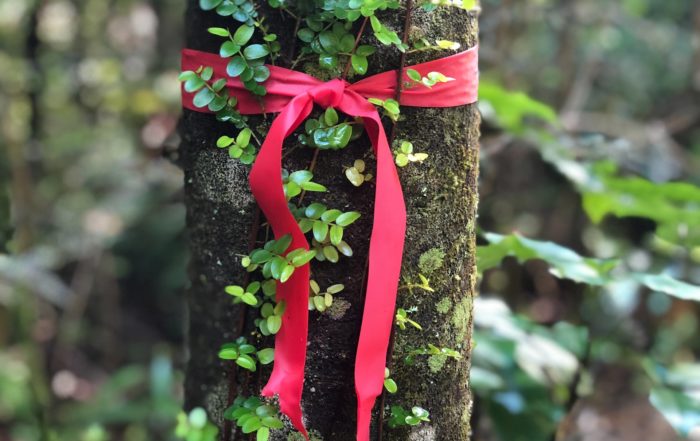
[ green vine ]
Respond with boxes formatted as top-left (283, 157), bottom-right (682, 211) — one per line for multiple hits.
top-left (180, 0), bottom-right (474, 438)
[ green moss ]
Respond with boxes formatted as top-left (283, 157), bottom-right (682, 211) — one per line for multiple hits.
top-left (326, 298), bottom-right (351, 320)
top-left (288, 430), bottom-right (324, 441)
top-left (435, 297), bottom-right (452, 314)
top-left (418, 248), bottom-right (445, 276)
top-left (427, 354), bottom-right (447, 373)
top-left (452, 297), bottom-right (472, 342)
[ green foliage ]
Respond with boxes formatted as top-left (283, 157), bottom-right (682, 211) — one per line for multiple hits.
top-left (388, 405), bottom-right (430, 428)
top-left (217, 128), bottom-right (257, 164)
top-left (645, 361), bottom-right (700, 436)
top-left (368, 97), bottom-right (400, 122)
top-left (405, 344), bottom-right (461, 365)
top-left (175, 408), bottom-right (219, 441)
top-left (242, 235), bottom-right (316, 283)
top-left (297, 109), bottom-right (361, 150)
top-left (208, 23), bottom-right (278, 96)
top-left (478, 79), bottom-right (558, 134)
top-left (224, 396), bottom-right (285, 441)
top-left (395, 307), bottom-right (422, 331)
top-left (582, 162), bottom-right (700, 247)
top-left (471, 298), bottom-right (586, 441)
top-left (293, 203), bottom-right (360, 263)
top-left (308, 280), bottom-right (344, 312)
top-left (404, 69), bottom-right (454, 89)
top-left (383, 367), bottom-right (398, 393)
top-left (394, 140), bottom-right (428, 167)
top-left (282, 169), bottom-right (328, 200)
top-left (218, 337), bottom-right (275, 371)
top-left (479, 232), bottom-right (700, 302)
top-left (344, 159), bottom-right (373, 186)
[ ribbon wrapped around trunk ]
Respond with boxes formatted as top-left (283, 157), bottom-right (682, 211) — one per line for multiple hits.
top-left (181, 46), bottom-right (478, 441)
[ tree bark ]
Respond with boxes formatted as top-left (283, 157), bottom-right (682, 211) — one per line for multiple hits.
top-left (179, 2), bottom-right (480, 440)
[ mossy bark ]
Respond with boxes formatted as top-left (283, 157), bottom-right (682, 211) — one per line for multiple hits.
top-left (180, 2), bottom-right (479, 440)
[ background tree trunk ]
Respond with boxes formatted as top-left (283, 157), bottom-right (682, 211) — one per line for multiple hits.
top-left (179, 1), bottom-right (480, 440)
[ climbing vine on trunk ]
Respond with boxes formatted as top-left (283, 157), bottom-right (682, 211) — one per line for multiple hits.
top-left (177, 0), bottom-right (479, 440)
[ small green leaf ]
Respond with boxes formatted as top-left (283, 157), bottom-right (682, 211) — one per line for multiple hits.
top-left (335, 211), bottom-right (361, 227)
top-left (267, 315), bottom-right (282, 334)
top-left (236, 354), bottom-right (257, 372)
top-left (227, 56), bottom-right (247, 77)
top-left (327, 284), bottom-right (344, 294)
top-left (225, 285), bottom-right (244, 296)
top-left (313, 296), bottom-right (326, 311)
top-left (406, 69), bottom-right (421, 82)
top-left (384, 378), bottom-right (398, 393)
top-left (244, 44), bottom-right (269, 60)
top-left (193, 87), bottom-right (216, 108)
top-left (395, 153), bottom-right (409, 167)
top-left (291, 250), bottom-right (316, 267)
top-left (319, 31), bottom-right (339, 53)
top-left (200, 0), bottom-right (223, 10)
top-left (208, 27), bottom-right (230, 37)
top-left (383, 99), bottom-right (400, 115)
top-left (405, 416), bottom-right (420, 425)
top-left (313, 221), bottom-right (329, 242)
top-left (321, 209), bottom-right (342, 222)
top-left (257, 427), bottom-right (270, 441)
top-left (220, 41), bottom-right (241, 57)
top-left (336, 241), bottom-right (353, 257)
top-left (236, 128), bottom-right (252, 147)
top-left (323, 246), bottom-right (339, 263)
top-left (305, 203), bottom-right (327, 219)
top-left (257, 348), bottom-right (275, 365)
top-left (253, 65), bottom-right (271, 82)
top-left (289, 170), bottom-right (313, 184)
top-left (241, 292), bottom-right (258, 306)
top-left (297, 28), bottom-right (315, 43)
top-left (345, 167), bottom-right (364, 187)
top-left (241, 415), bottom-right (262, 433)
top-left (250, 249), bottom-right (272, 264)
top-left (412, 406), bottom-right (429, 419)
top-left (351, 55), bottom-right (368, 75)
top-left (261, 417), bottom-right (284, 429)
top-left (184, 76), bottom-right (206, 93)
top-left (324, 107), bottom-right (339, 126)
top-left (280, 264), bottom-right (295, 283)
top-left (233, 24), bottom-right (255, 45)
top-left (330, 225), bottom-right (343, 245)
top-left (218, 347), bottom-right (239, 360)
top-left (356, 45), bottom-right (376, 56)
top-left (319, 53), bottom-right (338, 69)
top-left (272, 234), bottom-right (292, 254)
top-left (300, 182), bottom-right (327, 192)
top-left (217, 136), bottom-right (234, 148)
top-left (261, 303), bottom-right (274, 318)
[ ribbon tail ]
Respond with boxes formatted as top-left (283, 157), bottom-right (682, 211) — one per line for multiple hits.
top-left (339, 92), bottom-right (407, 441)
top-left (249, 94), bottom-right (315, 440)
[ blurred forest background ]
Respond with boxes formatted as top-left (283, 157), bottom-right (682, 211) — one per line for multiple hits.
top-left (1, 0), bottom-right (699, 440)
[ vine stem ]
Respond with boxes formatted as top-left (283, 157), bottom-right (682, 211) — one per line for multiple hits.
top-left (223, 207), bottom-right (262, 441)
top-left (341, 16), bottom-right (370, 79)
top-left (299, 16), bottom-right (370, 205)
top-left (377, 1), bottom-right (414, 439)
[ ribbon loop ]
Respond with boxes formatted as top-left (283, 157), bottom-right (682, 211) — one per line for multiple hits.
top-left (181, 46), bottom-right (478, 441)
top-left (307, 78), bottom-right (347, 109)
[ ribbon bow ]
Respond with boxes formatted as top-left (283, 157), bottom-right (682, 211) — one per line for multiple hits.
top-left (181, 46), bottom-right (478, 440)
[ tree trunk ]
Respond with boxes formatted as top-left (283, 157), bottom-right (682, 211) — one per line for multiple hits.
top-left (179, 2), bottom-right (480, 440)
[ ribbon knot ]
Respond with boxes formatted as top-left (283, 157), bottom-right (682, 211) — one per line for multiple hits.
top-left (181, 46), bottom-right (478, 441)
top-left (307, 78), bottom-right (347, 109)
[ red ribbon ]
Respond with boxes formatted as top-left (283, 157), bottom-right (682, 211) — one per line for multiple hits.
top-left (181, 46), bottom-right (478, 440)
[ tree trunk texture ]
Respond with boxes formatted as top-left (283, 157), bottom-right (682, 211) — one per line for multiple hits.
top-left (179, 1), bottom-right (480, 440)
